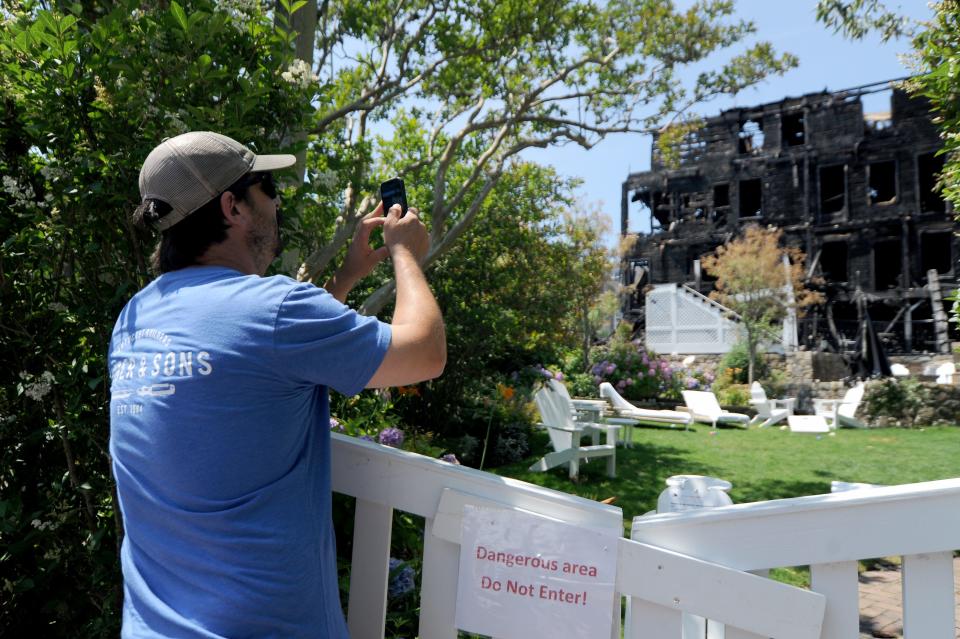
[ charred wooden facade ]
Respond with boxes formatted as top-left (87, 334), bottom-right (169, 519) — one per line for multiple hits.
top-left (621, 84), bottom-right (959, 354)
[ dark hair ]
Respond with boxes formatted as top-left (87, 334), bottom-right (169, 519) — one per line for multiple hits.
top-left (132, 174), bottom-right (259, 274)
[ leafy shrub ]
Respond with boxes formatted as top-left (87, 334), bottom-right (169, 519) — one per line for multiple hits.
top-left (862, 378), bottom-right (926, 427)
top-left (718, 341), bottom-right (768, 384)
top-left (588, 339), bottom-right (678, 400)
top-left (716, 384), bottom-right (750, 407)
top-left (587, 334), bottom-right (713, 400)
top-left (564, 371), bottom-right (597, 397)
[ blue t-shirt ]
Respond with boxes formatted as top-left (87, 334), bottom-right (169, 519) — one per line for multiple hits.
top-left (108, 266), bottom-right (391, 638)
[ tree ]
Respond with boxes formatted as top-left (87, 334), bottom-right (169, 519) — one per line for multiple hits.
top-left (701, 226), bottom-right (823, 383)
top-left (286, 0), bottom-right (798, 313)
top-left (562, 205), bottom-right (614, 372)
top-left (816, 0), bottom-right (960, 328)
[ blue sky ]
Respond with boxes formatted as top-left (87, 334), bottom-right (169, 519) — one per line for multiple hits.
top-left (522, 0), bottom-right (935, 246)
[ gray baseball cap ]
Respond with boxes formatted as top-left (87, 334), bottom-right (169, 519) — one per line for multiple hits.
top-left (138, 131), bottom-right (296, 231)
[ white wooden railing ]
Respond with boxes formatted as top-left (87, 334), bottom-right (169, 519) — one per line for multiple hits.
top-left (631, 479), bottom-right (960, 639)
top-left (332, 434), bottom-right (958, 638)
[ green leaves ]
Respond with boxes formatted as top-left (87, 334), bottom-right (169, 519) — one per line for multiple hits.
top-left (171, 1), bottom-right (189, 32)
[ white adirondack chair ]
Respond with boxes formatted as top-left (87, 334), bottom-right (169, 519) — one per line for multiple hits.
top-left (530, 384), bottom-right (617, 479)
top-left (546, 379), bottom-right (623, 446)
top-left (812, 381), bottom-right (867, 429)
top-left (598, 382), bottom-right (694, 442)
top-left (748, 381), bottom-right (795, 428)
top-left (681, 390), bottom-right (750, 429)
top-left (935, 361), bottom-right (956, 384)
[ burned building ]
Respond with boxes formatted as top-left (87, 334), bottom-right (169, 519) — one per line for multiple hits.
top-left (621, 82), bottom-right (959, 354)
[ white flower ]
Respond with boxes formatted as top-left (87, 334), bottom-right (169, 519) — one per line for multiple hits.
top-left (2, 175), bottom-right (36, 207)
top-left (313, 170), bottom-right (338, 191)
top-left (280, 59), bottom-right (318, 90)
top-left (23, 371), bottom-right (55, 402)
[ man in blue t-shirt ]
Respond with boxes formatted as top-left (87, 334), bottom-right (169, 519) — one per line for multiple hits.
top-left (109, 131), bottom-right (446, 637)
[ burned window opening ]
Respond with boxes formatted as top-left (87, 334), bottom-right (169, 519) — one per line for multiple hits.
top-left (863, 88), bottom-right (893, 133)
top-left (738, 119), bottom-right (764, 154)
top-left (820, 241), bottom-right (848, 282)
top-left (868, 160), bottom-right (897, 205)
top-left (918, 152), bottom-right (947, 214)
top-left (819, 164), bottom-right (846, 215)
top-left (711, 183), bottom-right (730, 226)
top-left (920, 231), bottom-right (953, 275)
top-left (874, 238), bottom-right (902, 289)
top-left (739, 178), bottom-right (762, 218)
top-left (713, 183), bottom-right (730, 208)
top-left (782, 111), bottom-right (805, 146)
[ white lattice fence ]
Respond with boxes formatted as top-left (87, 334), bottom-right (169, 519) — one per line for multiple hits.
top-left (645, 284), bottom-right (743, 354)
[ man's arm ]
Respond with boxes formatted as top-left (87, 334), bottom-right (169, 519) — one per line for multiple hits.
top-left (366, 205), bottom-right (446, 388)
top-left (323, 208), bottom-right (389, 303)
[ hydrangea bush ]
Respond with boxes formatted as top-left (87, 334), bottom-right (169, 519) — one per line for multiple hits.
top-left (588, 339), bottom-right (713, 401)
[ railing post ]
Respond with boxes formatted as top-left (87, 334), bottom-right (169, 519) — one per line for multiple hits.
top-left (418, 517), bottom-right (460, 639)
top-left (902, 551), bottom-right (955, 637)
top-left (347, 498), bottom-right (393, 639)
top-left (810, 561), bottom-right (859, 639)
top-left (628, 599), bottom-right (683, 639)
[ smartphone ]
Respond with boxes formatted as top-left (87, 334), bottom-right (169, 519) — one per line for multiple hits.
top-left (380, 178), bottom-right (408, 217)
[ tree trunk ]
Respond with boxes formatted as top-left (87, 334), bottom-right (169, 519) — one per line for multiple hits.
top-left (279, 0), bottom-right (318, 185)
top-left (746, 327), bottom-right (757, 385)
top-left (581, 304), bottom-right (591, 373)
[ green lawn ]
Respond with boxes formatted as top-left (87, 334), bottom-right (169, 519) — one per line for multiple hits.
top-left (493, 424), bottom-right (960, 587)
top-left (495, 425), bottom-right (960, 529)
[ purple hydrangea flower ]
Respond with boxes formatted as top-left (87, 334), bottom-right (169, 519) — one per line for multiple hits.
top-left (604, 363), bottom-right (617, 374)
top-left (647, 368), bottom-right (656, 376)
top-left (440, 453), bottom-right (460, 465)
top-left (593, 375), bottom-right (602, 384)
top-left (554, 371), bottom-right (564, 381)
top-left (378, 427), bottom-right (405, 448)
top-left (685, 377), bottom-right (699, 389)
top-left (329, 417), bottom-right (344, 432)
top-left (388, 558), bottom-right (416, 598)
top-left (616, 379), bottom-right (627, 390)
top-left (626, 378), bottom-right (634, 386)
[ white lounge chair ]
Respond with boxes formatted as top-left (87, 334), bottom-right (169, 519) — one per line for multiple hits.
top-left (681, 390), bottom-right (750, 429)
top-left (529, 384), bottom-right (617, 479)
top-left (812, 381), bottom-right (867, 429)
top-left (598, 382), bottom-right (694, 443)
top-left (748, 381), bottom-right (795, 428)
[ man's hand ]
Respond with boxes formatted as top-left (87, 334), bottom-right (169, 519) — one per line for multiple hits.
top-left (383, 203), bottom-right (430, 264)
top-left (324, 204), bottom-right (390, 302)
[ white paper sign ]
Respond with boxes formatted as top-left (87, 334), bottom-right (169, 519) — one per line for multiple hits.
top-left (455, 505), bottom-right (617, 639)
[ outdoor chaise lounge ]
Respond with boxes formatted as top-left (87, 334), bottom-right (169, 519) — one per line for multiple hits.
top-left (598, 382), bottom-right (694, 441)
top-left (681, 390), bottom-right (750, 429)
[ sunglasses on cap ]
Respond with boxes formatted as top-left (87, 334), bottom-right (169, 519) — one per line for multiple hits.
top-left (233, 171), bottom-right (278, 200)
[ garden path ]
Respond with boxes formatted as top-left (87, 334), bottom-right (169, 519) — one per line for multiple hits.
top-left (857, 556), bottom-right (960, 638)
